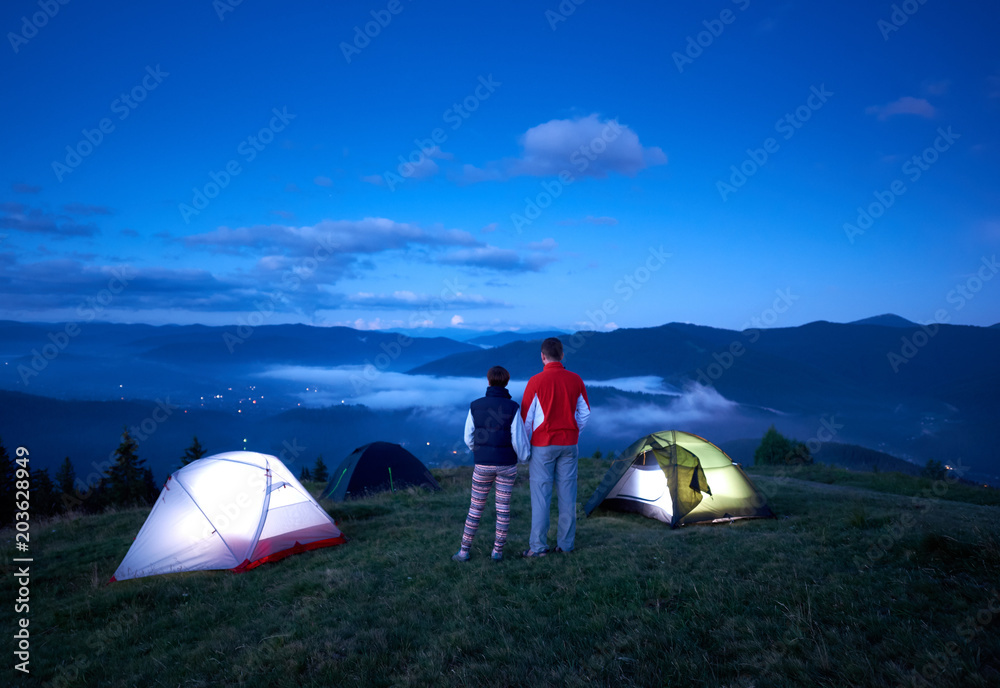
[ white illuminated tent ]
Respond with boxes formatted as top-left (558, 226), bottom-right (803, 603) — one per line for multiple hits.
top-left (111, 451), bottom-right (346, 582)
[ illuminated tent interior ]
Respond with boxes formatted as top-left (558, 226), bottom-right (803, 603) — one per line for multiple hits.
top-left (112, 451), bottom-right (345, 581)
top-left (584, 430), bottom-right (775, 528)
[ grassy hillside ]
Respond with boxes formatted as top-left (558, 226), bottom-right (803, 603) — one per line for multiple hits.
top-left (4, 459), bottom-right (999, 687)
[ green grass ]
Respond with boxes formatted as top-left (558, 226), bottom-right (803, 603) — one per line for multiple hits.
top-left (4, 458), bottom-right (999, 687)
top-left (746, 462), bottom-right (1000, 507)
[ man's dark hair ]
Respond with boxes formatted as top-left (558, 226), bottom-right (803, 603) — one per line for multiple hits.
top-left (541, 337), bottom-right (564, 361)
top-left (487, 365), bottom-right (510, 387)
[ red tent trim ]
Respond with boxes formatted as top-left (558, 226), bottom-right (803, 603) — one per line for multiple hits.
top-left (230, 535), bottom-right (348, 573)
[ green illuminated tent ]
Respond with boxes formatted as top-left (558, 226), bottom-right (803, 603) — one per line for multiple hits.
top-left (584, 430), bottom-right (774, 527)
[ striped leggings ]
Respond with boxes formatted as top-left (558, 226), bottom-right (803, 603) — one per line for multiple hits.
top-left (460, 463), bottom-right (518, 554)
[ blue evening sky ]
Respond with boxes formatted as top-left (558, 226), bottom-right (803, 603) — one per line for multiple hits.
top-left (2, 0), bottom-right (998, 332)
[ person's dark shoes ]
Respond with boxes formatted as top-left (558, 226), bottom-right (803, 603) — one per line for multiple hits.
top-left (554, 547), bottom-right (572, 554)
top-left (452, 550), bottom-right (470, 562)
top-left (521, 548), bottom-right (547, 558)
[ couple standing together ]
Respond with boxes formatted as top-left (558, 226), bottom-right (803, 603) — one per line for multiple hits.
top-left (454, 337), bottom-right (590, 561)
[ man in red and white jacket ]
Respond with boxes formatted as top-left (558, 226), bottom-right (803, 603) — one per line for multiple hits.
top-left (520, 337), bottom-right (590, 556)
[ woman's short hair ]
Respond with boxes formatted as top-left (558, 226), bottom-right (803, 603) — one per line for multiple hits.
top-left (487, 365), bottom-right (510, 387)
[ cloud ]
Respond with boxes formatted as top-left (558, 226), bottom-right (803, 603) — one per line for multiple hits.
top-left (480, 222), bottom-right (498, 233)
top-left (438, 245), bottom-right (556, 272)
top-left (586, 384), bottom-right (739, 438)
top-left (922, 80), bottom-right (950, 96)
top-left (584, 215), bottom-right (618, 226)
top-left (866, 96), bottom-right (936, 121)
top-left (184, 218), bottom-right (480, 258)
top-left (314, 176), bottom-right (333, 187)
top-left (62, 203), bottom-right (113, 216)
top-left (367, 146), bottom-right (453, 184)
top-left (11, 183), bottom-right (40, 193)
top-left (401, 146), bottom-right (452, 180)
top-left (260, 367), bottom-right (500, 410)
top-left (271, 210), bottom-right (295, 219)
top-left (0, 256), bottom-right (264, 315)
top-left (450, 315), bottom-right (464, 326)
top-left (120, 228), bottom-right (139, 237)
top-left (458, 114), bottom-right (667, 182)
top-left (526, 237), bottom-right (557, 251)
top-left (0, 203), bottom-right (99, 237)
top-left (344, 291), bottom-right (507, 310)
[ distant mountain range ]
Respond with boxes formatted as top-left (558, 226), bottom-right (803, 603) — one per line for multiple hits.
top-left (466, 329), bottom-right (568, 348)
top-left (1, 316), bottom-right (997, 484)
top-left (848, 314), bottom-right (919, 328)
top-left (411, 319), bottom-right (1000, 480)
top-left (0, 320), bottom-right (477, 404)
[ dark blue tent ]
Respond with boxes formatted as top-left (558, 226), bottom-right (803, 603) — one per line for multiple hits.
top-left (321, 441), bottom-right (440, 501)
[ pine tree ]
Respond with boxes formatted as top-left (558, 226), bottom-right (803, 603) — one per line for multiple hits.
top-left (56, 456), bottom-right (76, 496)
top-left (313, 455), bottom-right (329, 482)
top-left (181, 436), bottom-right (207, 466)
top-left (32, 467), bottom-right (61, 517)
top-left (921, 459), bottom-right (946, 481)
top-left (142, 467), bottom-right (158, 502)
top-left (107, 428), bottom-right (149, 506)
top-left (299, 466), bottom-right (312, 482)
top-left (0, 438), bottom-right (15, 526)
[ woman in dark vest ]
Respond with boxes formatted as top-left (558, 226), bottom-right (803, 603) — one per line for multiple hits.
top-left (453, 366), bottom-right (530, 562)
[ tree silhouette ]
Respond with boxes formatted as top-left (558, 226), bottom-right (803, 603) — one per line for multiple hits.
top-left (754, 426), bottom-right (813, 466)
top-left (312, 455), bottom-right (329, 482)
top-left (0, 438), bottom-right (14, 526)
top-left (56, 456), bottom-right (76, 495)
top-left (32, 467), bottom-right (61, 517)
top-left (108, 428), bottom-right (151, 506)
top-left (181, 436), bottom-right (207, 466)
